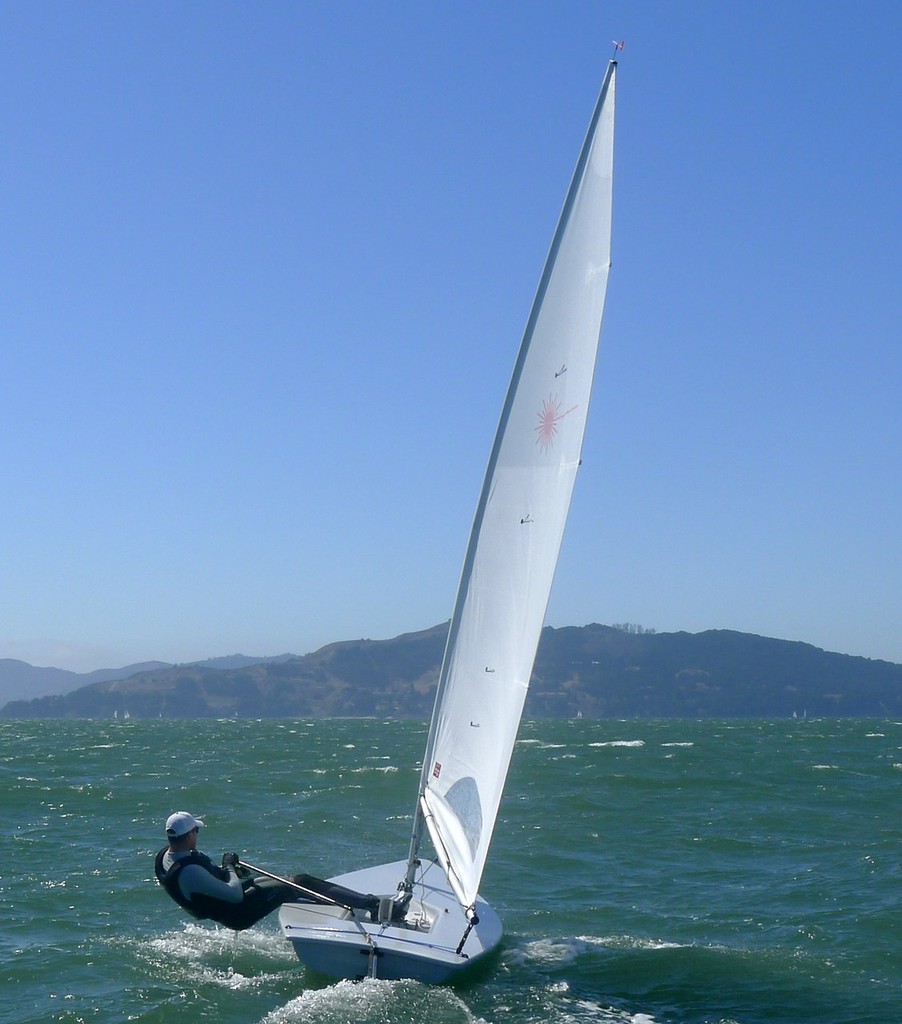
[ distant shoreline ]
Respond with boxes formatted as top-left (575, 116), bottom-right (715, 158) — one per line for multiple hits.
top-left (3, 623), bottom-right (901, 720)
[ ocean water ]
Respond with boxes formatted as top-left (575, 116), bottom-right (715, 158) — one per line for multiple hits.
top-left (1, 717), bottom-right (900, 1024)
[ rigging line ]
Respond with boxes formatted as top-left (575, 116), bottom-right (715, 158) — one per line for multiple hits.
top-left (455, 910), bottom-right (479, 957)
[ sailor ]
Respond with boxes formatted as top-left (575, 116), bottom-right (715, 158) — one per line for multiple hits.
top-left (154, 810), bottom-right (381, 930)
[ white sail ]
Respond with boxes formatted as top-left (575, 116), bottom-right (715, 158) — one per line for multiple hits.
top-left (417, 62), bottom-right (617, 910)
top-left (281, 62), bottom-right (617, 982)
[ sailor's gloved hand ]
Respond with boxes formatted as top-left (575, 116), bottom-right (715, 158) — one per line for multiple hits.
top-left (222, 852), bottom-right (240, 870)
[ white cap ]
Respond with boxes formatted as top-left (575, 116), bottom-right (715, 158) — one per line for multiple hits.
top-left (165, 811), bottom-right (205, 838)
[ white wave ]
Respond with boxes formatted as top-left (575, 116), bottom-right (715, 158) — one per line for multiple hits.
top-left (128, 922), bottom-right (298, 995)
top-left (512, 937), bottom-right (591, 964)
top-left (215, 966), bottom-right (286, 991)
top-left (144, 921), bottom-right (295, 964)
top-left (597, 934), bottom-right (684, 952)
top-left (260, 977), bottom-right (489, 1024)
top-left (498, 958), bottom-right (661, 1024)
top-left (511, 933), bottom-right (685, 967)
top-left (660, 742), bottom-right (694, 748)
top-left (588, 740), bottom-right (645, 748)
top-left (564, 1003), bottom-right (659, 1024)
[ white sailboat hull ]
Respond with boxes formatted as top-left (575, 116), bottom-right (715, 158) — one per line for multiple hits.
top-left (278, 859), bottom-right (502, 983)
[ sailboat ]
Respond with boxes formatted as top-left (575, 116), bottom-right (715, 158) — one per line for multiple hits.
top-left (279, 58), bottom-right (617, 983)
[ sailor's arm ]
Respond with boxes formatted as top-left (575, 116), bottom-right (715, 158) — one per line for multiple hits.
top-left (178, 863), bottom-right (244, 904)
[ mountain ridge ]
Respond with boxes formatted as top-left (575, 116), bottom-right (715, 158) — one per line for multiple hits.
top-left (0, 653), bottom-right (297, 706)
top-left (2, 623), bottom-right (900, 719)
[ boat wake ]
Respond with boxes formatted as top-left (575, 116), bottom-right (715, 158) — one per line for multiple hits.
top-left (259, 978), bottom-right (488, 1024)
top-left (133, 921), bottom-right (297, 991)
top-left (509, 933), bottom-right (685, 968)
top-left (148, 921), bottom-right (294, 960)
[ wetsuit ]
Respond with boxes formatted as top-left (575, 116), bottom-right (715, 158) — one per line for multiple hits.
top-left (154, 848), bottom-right (381, 931)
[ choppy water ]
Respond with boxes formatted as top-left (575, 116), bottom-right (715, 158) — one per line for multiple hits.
top-left (2, 718), bottom-right (900, 1024)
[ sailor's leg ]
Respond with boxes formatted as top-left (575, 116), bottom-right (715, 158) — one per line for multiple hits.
top-left (212, 878), bottom-right (300, 930)
top-left (290, 873), bottom-right (380, 912)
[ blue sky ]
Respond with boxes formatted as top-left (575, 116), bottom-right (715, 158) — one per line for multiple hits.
top-left (2, 2), bottom-right (899, 672)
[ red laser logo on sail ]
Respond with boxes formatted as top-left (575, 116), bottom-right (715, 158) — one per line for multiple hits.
top-left (535, 395), bottom-right (577, 451)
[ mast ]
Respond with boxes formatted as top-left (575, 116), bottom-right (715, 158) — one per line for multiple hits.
top-left (402, 58), bottom-right (617, 905)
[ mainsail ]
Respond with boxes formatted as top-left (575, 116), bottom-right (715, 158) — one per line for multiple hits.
top-left (411, 61), bottom-right (617, 911)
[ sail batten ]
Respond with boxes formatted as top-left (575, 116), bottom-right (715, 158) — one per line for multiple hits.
top-left (413, 61), bottom-right (617, 911)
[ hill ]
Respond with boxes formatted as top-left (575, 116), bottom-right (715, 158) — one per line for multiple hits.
top-left (0, 654), bottom-right (297, 706)
top-left (2, 623), bottom-right (900, 719)
top-left (0, 658), bottom-right (171, 705)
